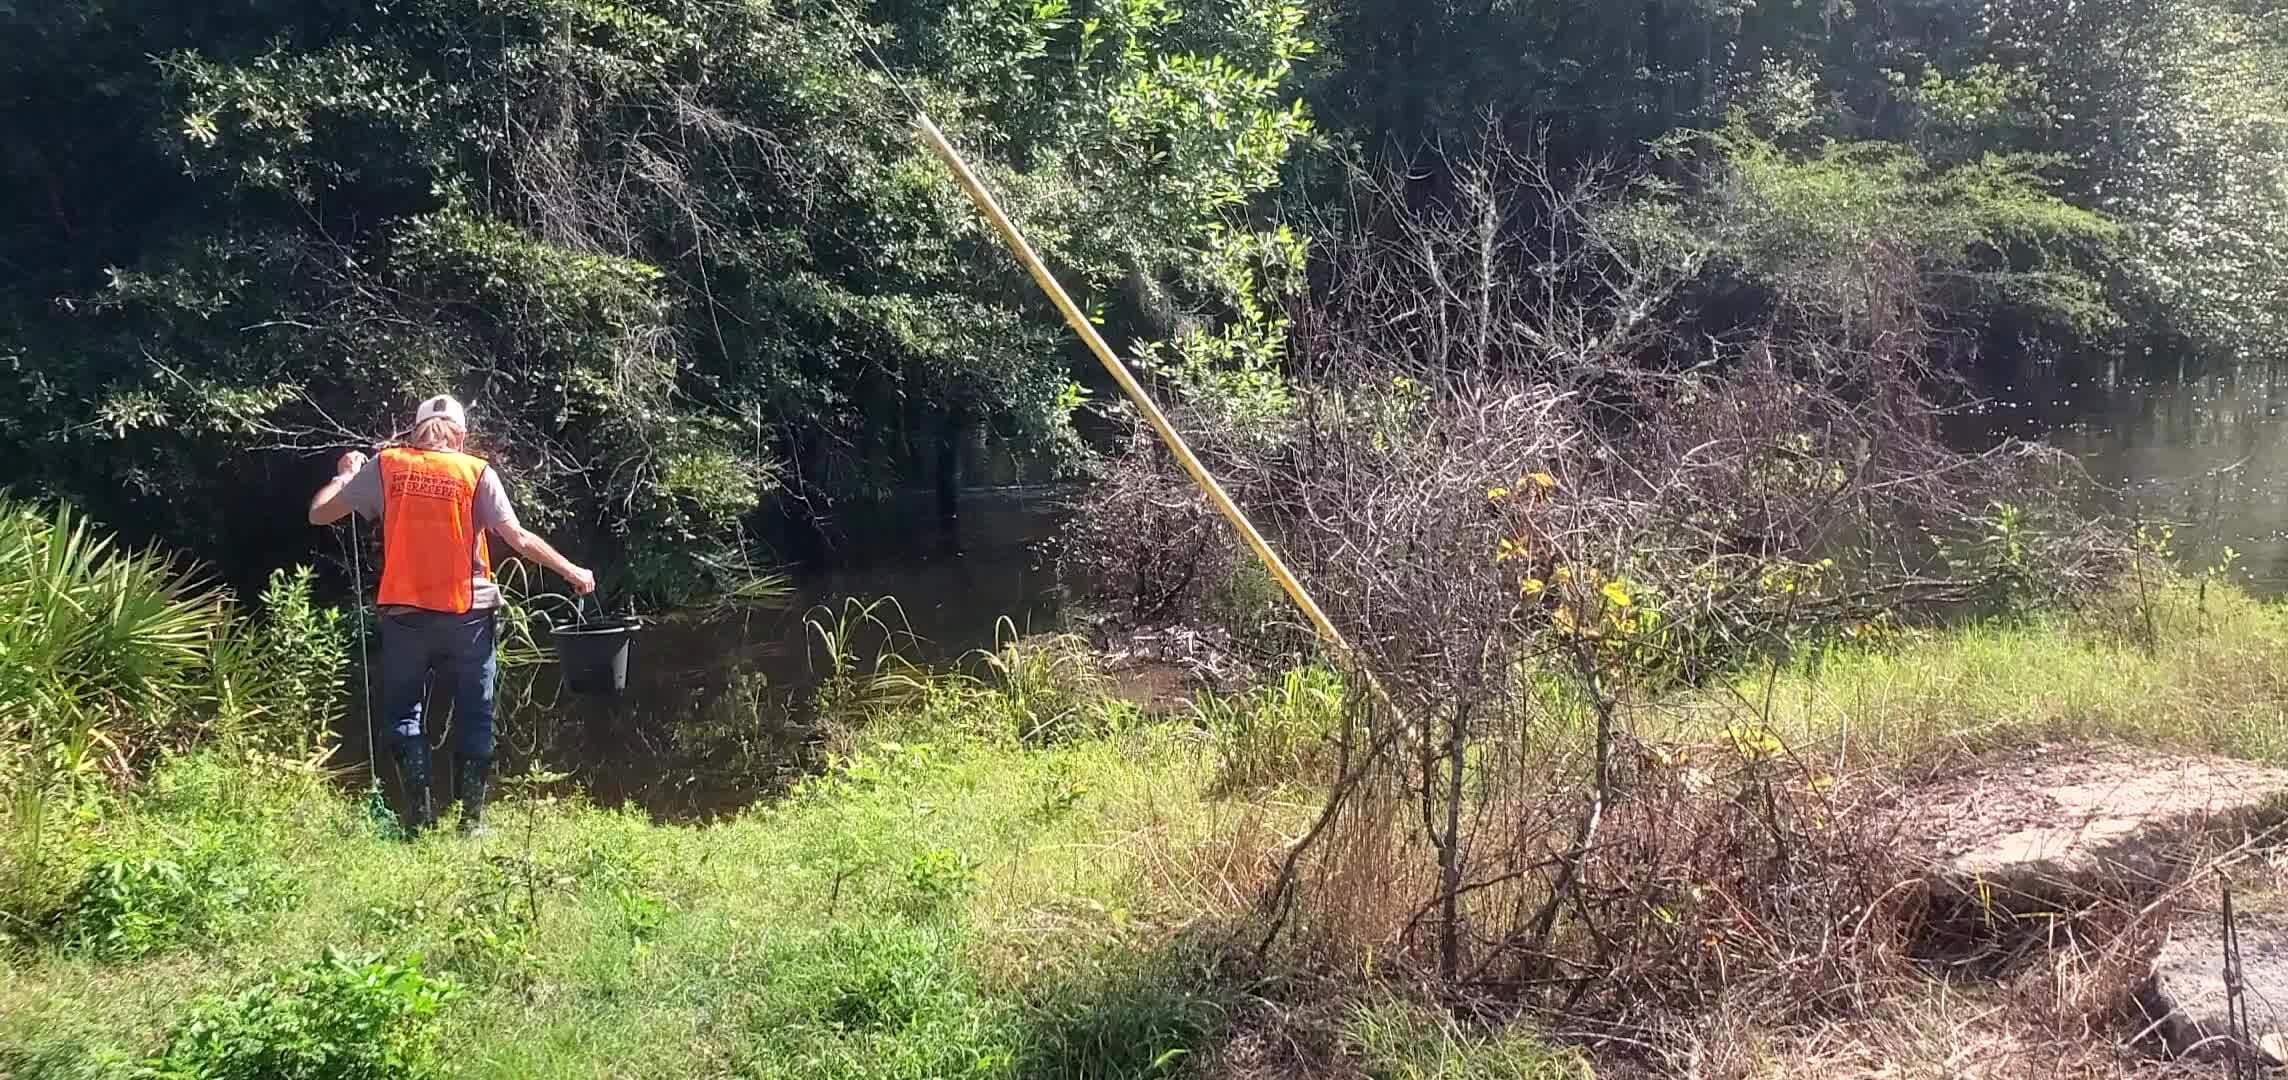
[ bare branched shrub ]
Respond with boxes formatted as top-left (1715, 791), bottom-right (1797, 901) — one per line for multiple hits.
top-left (1067, 132), bottom-right (2127, 1039)
top-left (1060, 424), bottom-right (1239, 630)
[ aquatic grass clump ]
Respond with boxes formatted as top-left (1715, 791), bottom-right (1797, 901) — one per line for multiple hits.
top-left (1193, 665), bottom-right (1346, 792)
top-left (973, 619), bottom-right (1110, 745)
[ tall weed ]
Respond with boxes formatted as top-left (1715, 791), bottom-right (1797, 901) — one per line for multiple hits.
top-left (806, 597), bottom-right (917, 720)
top-left (138, 949), bottom-right (458, 1080)
top-left (207, 567), bottom-right (348, 758)
top-left (1197, 666), bottom-right (1346, 791)
top-left (733, 922), bottom-right (1020, 1079)
top-left (73, 830), bottom-right (297, 960)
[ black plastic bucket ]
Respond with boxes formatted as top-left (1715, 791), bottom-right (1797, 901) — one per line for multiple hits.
top-left (551, 622), bottom-right (636, 695)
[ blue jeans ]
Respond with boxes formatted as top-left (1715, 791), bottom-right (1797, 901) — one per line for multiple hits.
top-left (379, 609), bottom-right (498, 765)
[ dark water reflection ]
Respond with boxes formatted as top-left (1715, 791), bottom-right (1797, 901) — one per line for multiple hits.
top-left (1967, 352), bottom-right (2288, 592)
top-left (349, 488), bottom-right (1070, 821)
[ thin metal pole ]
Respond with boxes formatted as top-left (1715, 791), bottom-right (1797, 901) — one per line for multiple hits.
top-left (349, 514), bottom-right (377, 785)
top-left (2224, 875), bottom-right (2251, 1080)
top-left (910, 112), bottom-right (1361, 671)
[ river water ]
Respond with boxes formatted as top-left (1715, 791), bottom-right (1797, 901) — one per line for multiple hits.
top-left (357, 356), bottom-right (2288, 820)
top-left (1972, 354), bottom-right (2288, 589)
top-left (355, 488), bottom-right (1071, 820)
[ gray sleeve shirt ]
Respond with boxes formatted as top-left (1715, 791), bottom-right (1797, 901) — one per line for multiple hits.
top-left (343, 458), bottom-right (521, 609)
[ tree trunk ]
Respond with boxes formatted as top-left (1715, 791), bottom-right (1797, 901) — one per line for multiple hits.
top-left (935, 403), bottom-right (963, 543)
top-left (1438, 703), bottom-right (1471, 982)
top-left (902, 386), bottom-right (926, 483)
top-left (1521, 646), bottom-right (1617, 980)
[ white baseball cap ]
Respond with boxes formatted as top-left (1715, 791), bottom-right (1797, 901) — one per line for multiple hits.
top-left (414, 394), bottom-right (468, 429)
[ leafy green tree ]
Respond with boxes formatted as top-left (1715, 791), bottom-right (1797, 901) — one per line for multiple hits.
top-left (1302, 0), bottom-right (2287, 363)
top-left (1643, 122), bottom-right (2125, 343)
top-left (1929, 0), bottom-right (2288, 353)
top-left (0, 0), bottom-right (1315, 598)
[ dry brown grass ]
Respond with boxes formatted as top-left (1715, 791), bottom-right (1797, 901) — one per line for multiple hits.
top-left (1734, 990), bottom-right (2192, 1080)
top-left (1232, 720), bottom-right (2288, 1076)
top-left (1573, 902), bottom-right (2202, 1078)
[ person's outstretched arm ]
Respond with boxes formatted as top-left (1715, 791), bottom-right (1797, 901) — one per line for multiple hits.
top-left (495, 524), bottom-right (596, 596)
top-left (474, 468), bottom-right (595, 595)
top-left (308, 452), bottom-right (369, 526)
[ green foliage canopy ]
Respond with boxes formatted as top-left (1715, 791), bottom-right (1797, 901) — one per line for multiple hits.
top-left (1303, 0), bottom-right (2288, 361)
top-left (0, 0), bottom-right (1315, 598)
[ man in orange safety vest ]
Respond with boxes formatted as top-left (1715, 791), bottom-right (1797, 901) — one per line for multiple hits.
top-left (308, 395), bottom-right (595, 835)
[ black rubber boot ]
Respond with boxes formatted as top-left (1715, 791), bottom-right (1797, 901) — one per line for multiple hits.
top-left (391, 739), bottom-right (434, 838)
top-left (457, 756), bottom-right (493, 837)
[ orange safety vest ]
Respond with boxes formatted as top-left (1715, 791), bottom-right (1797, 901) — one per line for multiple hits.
top-left (376, 447), bottom-right (493, 614)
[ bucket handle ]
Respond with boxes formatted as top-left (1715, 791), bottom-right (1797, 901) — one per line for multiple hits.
top-left (526, 588), bottom-right (638, 635)
top-left (525, 590), bottom-right (587, 629)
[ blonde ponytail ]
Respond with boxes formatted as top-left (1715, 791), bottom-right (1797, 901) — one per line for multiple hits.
top-left (409, 417), bottom-right (464, 451)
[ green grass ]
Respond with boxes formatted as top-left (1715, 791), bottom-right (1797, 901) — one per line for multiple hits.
top-left (1341, 999), bottom-right (1595, 1080)
top-left (0, 716), bottom-right (1297, 1080)
top-left (12, 575), bottom-right (2288, 1079)
top-left (1735, 578), bottom-right (2288, 766)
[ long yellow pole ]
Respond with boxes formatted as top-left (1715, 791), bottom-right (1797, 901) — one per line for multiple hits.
top-left (911, 112), bottom-right (1359, 666)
